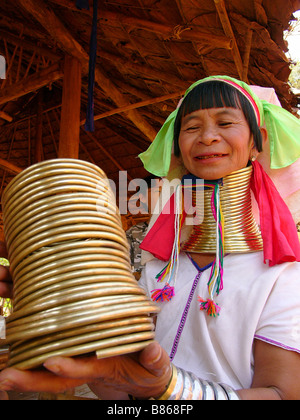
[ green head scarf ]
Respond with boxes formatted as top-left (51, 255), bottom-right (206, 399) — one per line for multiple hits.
top-left (139, 75), bottom-right (300, 177)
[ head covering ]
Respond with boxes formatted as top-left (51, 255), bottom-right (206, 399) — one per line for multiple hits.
top-left (138, 75), bottom-right (300, 316)
top-left (139, 75), bottom-right (300, 176)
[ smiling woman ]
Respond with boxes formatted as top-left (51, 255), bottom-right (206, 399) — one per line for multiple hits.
top-left (138, 75), bottom-right (300, 399)
top-left (178, 107), bottom-right (259, 181)
top-left (0, 76), bottom-right (300, 401)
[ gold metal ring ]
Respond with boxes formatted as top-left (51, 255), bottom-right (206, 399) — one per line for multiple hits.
top-left (3, 159), bottom-right (159, 369)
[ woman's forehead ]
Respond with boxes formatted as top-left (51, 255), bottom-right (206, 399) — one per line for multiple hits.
top-left (181, 107), bottom-right (244, 121)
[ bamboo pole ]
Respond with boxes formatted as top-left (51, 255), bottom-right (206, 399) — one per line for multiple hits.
top-left (0, 61), bottom-right (63, 106)
top-left (0, 29), bottom-right (62, 61)
top-left (83, 129), bottom-right (133, 180)
top-left (214, 0), bottom-right (245, 81)
top-left (81, 90), bottom-right (185, 126)
top-left (0, 111), bottom-right (12, 122)
top-left (0, 158), bottom-right (22, 174)
top-left (242, 27), bottom-right (253, 82)
top-left (99, 50), bottom-right (187, 89)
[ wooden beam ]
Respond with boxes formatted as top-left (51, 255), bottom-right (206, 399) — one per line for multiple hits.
top-left (100, 11), bottom-right (233, 49)
top-left (0, 29), bottom-right (62, 61)
top-left (214, 0), bottom-right (245, 81)
top-left (34, 90), bottom-right (44, 163)
top-left (59, 55), bottom-right (82, 159)
top-left (0, 111), bottom-right (13, 122)
top-left (83, 130), bottom-right (133, 180)
top-left (16, 0), bottom-right (157, 142)
top-left (99, 50), bottom-right (187, 89)
top-left (0, 61), bottom-right (63, 106)
top-left (49, 1), bottom-right (233, 49)
top-left (242, 27), bottom-right (253, 82)
top-left (81, 90), bottom-right (186, 126)
top-left (0, 158), bottom-right (22, 174)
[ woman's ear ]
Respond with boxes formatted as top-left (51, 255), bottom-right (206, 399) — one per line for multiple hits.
top-left (259, 127), bottom-right (268, 151)
top-left (250, 127), bottom-right (268, 160)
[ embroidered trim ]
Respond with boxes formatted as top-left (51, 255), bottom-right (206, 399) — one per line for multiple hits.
top-left (170, 271), bottom-right (202, 361)
top-left (254, 335), bottom-right (300, 354)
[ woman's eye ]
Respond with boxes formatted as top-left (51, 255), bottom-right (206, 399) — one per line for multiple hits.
top-left (219, 121), bottom-right (233, 127)
top-left (184, 126), bottom-right (200, 132)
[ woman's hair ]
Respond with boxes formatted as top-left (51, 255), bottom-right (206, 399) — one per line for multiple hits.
top-left (173, 81), bottom-right (263, 157)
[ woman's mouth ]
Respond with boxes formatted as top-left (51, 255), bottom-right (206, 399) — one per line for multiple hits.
top-left (195, 154), bottom-right (227, 160)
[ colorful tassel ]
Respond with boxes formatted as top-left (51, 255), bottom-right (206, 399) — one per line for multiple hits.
top-left (155, 262), bottom-right (171, 282)
top-left (151, 284), bottom-right (175, 302)
top-left (152, 179), bottom-right (225, 316)
top-left (153, 185), bottom-right (184, 302)
top-left (198, 297), bottom-right (221, 317)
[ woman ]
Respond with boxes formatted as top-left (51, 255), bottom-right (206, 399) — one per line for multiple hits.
top-left (0, 76), bottom-right (299, 400)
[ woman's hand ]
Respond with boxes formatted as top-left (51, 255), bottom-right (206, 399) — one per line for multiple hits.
top-left (0, 341), bottom-right (172, 400)
top-left (0, 241), bottom-right (12, 299)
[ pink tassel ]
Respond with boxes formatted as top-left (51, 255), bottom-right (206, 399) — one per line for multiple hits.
top-left (198, 297), bottom-right (220, 317)
top-left (151, 284), bottom-right (175, 302)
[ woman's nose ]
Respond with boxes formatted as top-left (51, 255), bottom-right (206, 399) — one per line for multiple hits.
top-left (197, 124), bottom-right (221, 145)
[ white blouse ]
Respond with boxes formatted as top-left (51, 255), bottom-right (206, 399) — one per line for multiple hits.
top-left (139, 252), bottom-right (300, 390)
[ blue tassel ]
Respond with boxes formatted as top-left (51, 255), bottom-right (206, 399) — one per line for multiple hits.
top-left (84, 0), bottom-right (98, 132)
top-left (76, 0), bottom-right (90, 10)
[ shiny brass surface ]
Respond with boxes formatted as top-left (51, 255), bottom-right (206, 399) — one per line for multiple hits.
top-left (2, 159), bottom-right (159, 370)
top-left (95, 340), bottom-right (156, 360)
top-left (5, 193), bottom-right (119, 239)
top-left (9, 230), bottom-right (129, 274)
top-left (11, 283), bottom-right (146, 317)
top-left (12, 239), bottom-right (128, 279)
top-left (7, 298), bottom-right (153, 330)
top-left (10, 316), bottom-right (152, 356)
top-left (10, 336), bottom-right (156, 370)
top-left (9, 323), bottom-right (155, 365)
top-left (13, 269), bottom-right (134, 304)
top-left (5, 303), bottom-right (158, 345)
top-left (182, 166), bottom-right (263, 254)
top-left (13, 246), bottom-right (130, 286)
top-left (13, 253), bottom-right (132, 292)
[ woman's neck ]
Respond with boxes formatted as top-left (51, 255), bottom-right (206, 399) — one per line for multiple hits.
top-left (182, 166), bottom-right (263, 255)
top-left (189, 253), bottom-right (216, 268)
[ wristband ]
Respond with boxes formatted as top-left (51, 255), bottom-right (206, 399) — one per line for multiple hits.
top-left (155, 364), bottom-right (240, 400)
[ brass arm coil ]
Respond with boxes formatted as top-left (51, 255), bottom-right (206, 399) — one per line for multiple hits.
top-left (2, 159), bottom-right (159, 370)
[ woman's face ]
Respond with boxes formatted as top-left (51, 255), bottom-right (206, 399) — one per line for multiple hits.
top-left (178, 107), bottom-right (255, 180)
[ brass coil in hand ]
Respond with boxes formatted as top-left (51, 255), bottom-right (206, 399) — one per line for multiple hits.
top-left (2, 159), bottom-right (159, 370)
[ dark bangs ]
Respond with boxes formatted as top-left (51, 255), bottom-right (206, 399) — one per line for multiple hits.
top-left (173, 81), bottom-right (263, 156)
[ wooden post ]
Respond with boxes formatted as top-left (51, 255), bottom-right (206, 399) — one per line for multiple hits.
top-left (58, 55), bottom-right (82, 159)
top-left (34, 90), bottom-right (44, 163)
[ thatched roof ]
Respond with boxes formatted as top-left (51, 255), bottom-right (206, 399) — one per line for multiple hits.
top-left (0, 0), bottom-right (299, 231)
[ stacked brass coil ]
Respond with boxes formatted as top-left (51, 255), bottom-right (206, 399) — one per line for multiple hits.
top-left (182, 166), bottom-right (263, 254)
top-left (2, 159), bottom-right (159, 370)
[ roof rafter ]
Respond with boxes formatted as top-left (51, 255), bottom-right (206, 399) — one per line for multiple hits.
top-left (0, 60), bottom-right (64, 106)
top-left (16, 0), bottom-right (157, 142)
top-left (214, 0), bottom-right (245, 81)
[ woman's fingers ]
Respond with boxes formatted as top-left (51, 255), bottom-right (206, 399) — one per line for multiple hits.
top-left (0, 343), bottom-right (172, 398)
top-left (0, 242), bottom-right (8, 259)
top-left (0, 282), bottom-right (13, 299)
top-left (0, 367), bottom-right (85, 394)
top-left (44, 355), bottom-right (109, 380)
top-left (139, 341), bottom-right (171, 377)
top-left (0, 266), bottom-right (13, 299)
top-left (0, 390), bottom-right (9, 400)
